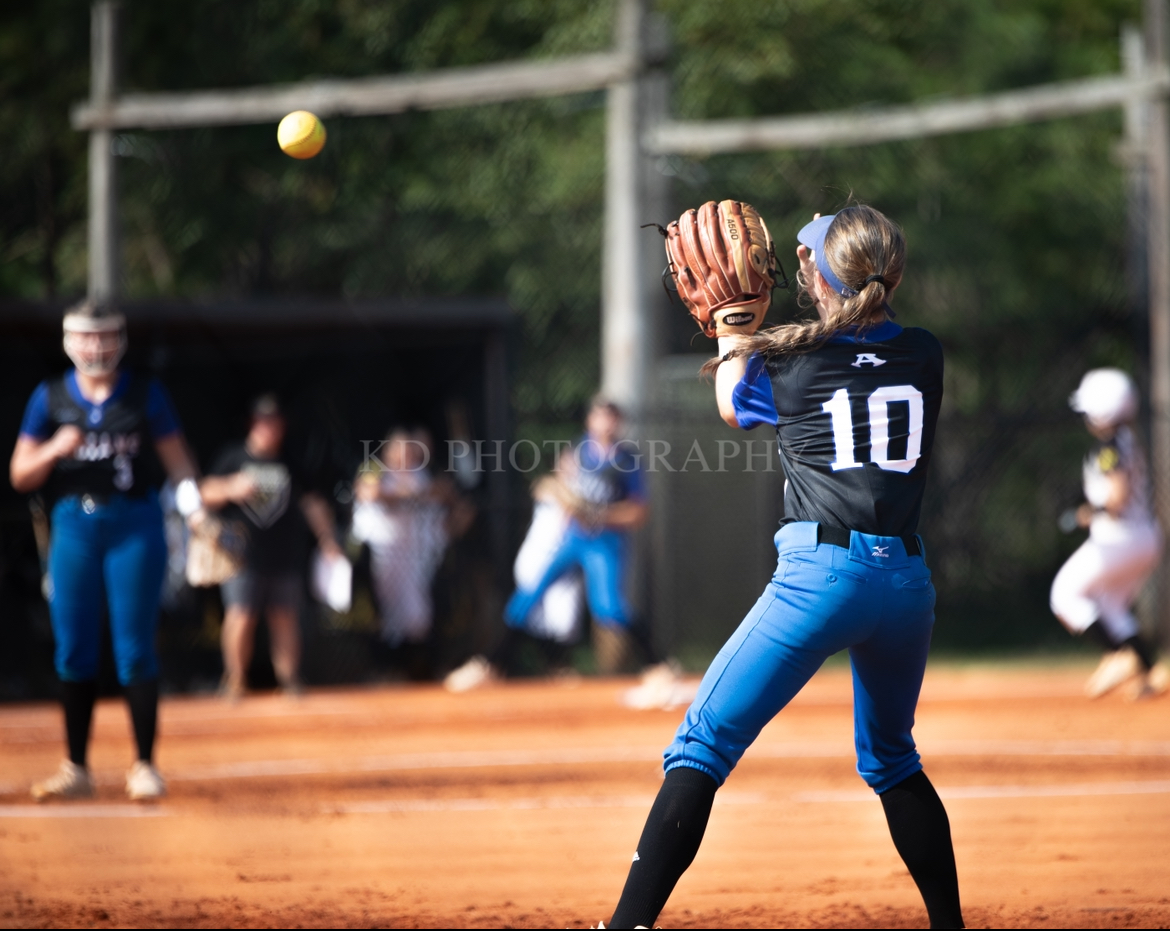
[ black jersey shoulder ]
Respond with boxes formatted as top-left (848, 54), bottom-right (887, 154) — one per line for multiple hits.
top-left (764, 326), bottom-right (941, 374)
top-left (804, 325), bottom-right (941, 365)
top-left (887, 326), bottom-right (943, 367)
top-left (764, 325), bottom-right (942, 417)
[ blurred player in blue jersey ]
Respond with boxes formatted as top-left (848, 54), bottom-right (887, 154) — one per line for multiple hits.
top-left (604, 204), bottom-right (962, 929)
top-left (504, 399), bottom-right (651, 668)
top-left (444, 398), bottom-right (655, 691)
top-left (10, 301), bottom-right (201, 801)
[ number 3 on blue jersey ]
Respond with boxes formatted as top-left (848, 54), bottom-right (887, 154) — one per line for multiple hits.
top-left (822, 385), bottom-right (924, 473)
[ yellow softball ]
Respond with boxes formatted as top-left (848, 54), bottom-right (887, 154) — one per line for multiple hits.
top-left (277, 110), bottom-right (326, 159)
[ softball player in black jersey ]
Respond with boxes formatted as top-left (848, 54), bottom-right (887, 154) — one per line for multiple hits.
top-left (605, 206), bottom-right (962, 929)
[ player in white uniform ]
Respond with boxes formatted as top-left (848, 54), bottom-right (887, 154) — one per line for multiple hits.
top-left (1050, 368), bottom-right (1167, 699)
top-left (511, 447), bottom-right (586, 646)
top-left (352, 430), bottom-right (450, 647)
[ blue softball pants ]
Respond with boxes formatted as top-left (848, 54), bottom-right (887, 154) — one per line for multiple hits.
top-left (505, 524), bottom-right (631, 629)
top-left (666, 521), bottom-right (936, 794)
top-left (47, 493), bottom-right (167, 685)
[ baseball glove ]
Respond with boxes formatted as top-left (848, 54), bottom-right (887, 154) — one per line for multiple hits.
top-left (185, 513), bottom-right (247, 587)
top-left (664, 199), bottom-right (777, 338)
top-left (533, 474), bottom-right (605, 530)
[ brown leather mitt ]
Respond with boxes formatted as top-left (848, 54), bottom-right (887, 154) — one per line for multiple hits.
top-left (665, 199), bottom-right (777, 338)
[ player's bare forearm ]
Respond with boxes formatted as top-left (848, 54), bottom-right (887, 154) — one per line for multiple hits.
top-left (439, 475), bottom-right (477, 538)
top-left (715, 337), bottom-right (750, 428)
top-left (10, 429), bottom-right (83, 493)
top-left (1103, 472), bottom-right (1130, 517)
top-left (154, 434), bottom-right (199, 484)
top-left (377, 486), bottom-right (425, 504)
top-left (199, 473), bottom-right (252, 510)
top-left (301, 492), bottom-right (341, 557)
top-left (536, 475), bottom-right (582, 512)
top-left (601, 498), bottom-right (648, 530)
top-left (10, 438), bottom-right (61, 493)
top-left (531, 475), bottom-right (560, 504)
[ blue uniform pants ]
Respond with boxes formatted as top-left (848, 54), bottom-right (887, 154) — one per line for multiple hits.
top-left (505, 525), bottom-right (631, 629)
top-left (666, 521), bottom-right (936, 793)
top-left (48, 494), bottom-right (167, 685)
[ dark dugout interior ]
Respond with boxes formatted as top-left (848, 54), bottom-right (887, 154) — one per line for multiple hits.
top-left (0, 299), bottom-right (512, 699)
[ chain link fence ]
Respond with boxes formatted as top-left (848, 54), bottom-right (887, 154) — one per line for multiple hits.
top-left (0, 318), bottom-right (1147, 701)
top-left (640, 345), bottom-right (1149, 663)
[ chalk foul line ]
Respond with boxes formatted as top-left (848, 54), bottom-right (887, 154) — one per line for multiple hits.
top-left (150, 739), bottom-right (1170, 784)
top-left (328, 782), bottom-right (1170, 814)
top-left (324, 792), bottom-right (766, 815)
top-left (795, 780), bottom-right (1170, 803)
top-left (165, 746), bottom-right (659, 781)
top-left (4, 781), bottom-right (1169, 818)
top-left (0, 804), bottom-right (168, 818)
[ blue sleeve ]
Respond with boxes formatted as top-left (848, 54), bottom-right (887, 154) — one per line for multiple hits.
top-left (18, 382), bottom-right (53, 440)
top-left (146, 379), bottom-right (181, 439)
top-left (731, 353), bottom-right (778, 430)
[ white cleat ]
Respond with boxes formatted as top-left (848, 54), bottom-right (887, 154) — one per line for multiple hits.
top-left (622, 660), bottom-right (697, 711)
top-left (1148, 660), bottom-right (1170, 695)
top-left (443, 655), bottom-right (498, 693)
top-left (1124, 661), bottom-right (1170, 702)
top-left (1084, 647), bottom-right (1141, 698)
top-left (126, 760), bottom-right (167, 801)
top-left (31, 760), bottom-right (94, 802)
top-left (622, 661), bottom-right (680, 710)
top-left (1124, 674), bottom-right (1157, 702)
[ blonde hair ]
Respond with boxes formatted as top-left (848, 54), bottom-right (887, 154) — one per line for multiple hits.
top-left (713, 204), bottom-right (905, 372)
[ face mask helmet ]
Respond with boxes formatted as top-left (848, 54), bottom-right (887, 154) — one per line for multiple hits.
top-left (62, 300), bottom-right (127, 377)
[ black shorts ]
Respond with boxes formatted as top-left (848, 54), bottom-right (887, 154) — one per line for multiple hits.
top-left (221, 570), bottom-right (302, 614)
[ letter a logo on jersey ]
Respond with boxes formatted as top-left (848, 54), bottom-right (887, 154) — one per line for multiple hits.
top-left (852, 353), bottom-right (886, 367)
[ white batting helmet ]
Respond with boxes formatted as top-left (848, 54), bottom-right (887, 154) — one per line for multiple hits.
top-left (1068, 368), bottom-right (1138, 428)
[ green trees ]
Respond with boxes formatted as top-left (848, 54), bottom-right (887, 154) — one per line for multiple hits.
top-left (0, 0), bottom-right (1147, 646)
top-left (659, 0), bottom-right (1141, 644)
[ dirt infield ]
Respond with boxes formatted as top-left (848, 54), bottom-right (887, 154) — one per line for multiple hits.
top-left (2, 662), bottom-right (1169, 929)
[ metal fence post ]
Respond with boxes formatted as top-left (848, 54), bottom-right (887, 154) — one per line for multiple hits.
top-left (88, 1), bottom-right (120, 303)
top-left (601, 0), bottom-right (645, 414)
top-left (1145, 0), bottom-right (1170, 648)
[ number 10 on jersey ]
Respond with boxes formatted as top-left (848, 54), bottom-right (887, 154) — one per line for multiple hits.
top-left (822, 385), bottom-right (924, 473)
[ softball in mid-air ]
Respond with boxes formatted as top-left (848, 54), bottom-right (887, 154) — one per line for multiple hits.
top-left (277, 110), bottom-right (326, 159)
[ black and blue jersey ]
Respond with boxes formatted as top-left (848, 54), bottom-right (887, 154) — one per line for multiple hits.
top-left (571, 435), bottom-right (646, 507)
top-left (732, 320), bottom-right (943, 537)
top-left (19, 370), bottom-right (180, 504)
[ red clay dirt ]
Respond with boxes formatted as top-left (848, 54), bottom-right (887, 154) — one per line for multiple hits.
top-left (1, 661), bottom-right (1169, 929)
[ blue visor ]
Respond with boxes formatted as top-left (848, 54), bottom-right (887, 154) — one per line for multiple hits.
top-left (797, 214), bottom-right (855, 297)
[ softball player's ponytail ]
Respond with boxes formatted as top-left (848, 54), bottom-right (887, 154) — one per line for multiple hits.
top-left (744, 204), bottom-right (905, 359)
top-left (822, 205), bottom-right (905, 322)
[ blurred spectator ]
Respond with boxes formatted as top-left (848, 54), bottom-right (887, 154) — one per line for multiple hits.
top-left (350, 428), bottom-right (474, 670)
top-left (199, 394), bottom-right (340, 699)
